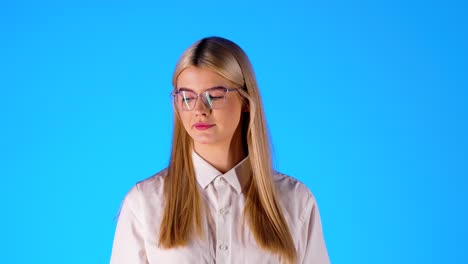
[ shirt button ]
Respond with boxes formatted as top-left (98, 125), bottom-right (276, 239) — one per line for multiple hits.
top-left (219, 244), bottom-right (228, 251)
top-left (219, 208), bottom-right (227, 215)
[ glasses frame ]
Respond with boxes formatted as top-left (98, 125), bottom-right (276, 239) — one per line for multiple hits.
top-left (171, 86), bottom-right (238, 111)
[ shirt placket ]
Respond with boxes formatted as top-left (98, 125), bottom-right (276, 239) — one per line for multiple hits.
top-left (214, 176), bottom-right (231, 264)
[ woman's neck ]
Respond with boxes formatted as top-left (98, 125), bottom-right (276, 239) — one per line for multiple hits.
top-left (193, 130), bottom-right (246, 173)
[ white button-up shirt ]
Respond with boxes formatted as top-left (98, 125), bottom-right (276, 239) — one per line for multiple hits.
top-left (110, 152), bottom-right (330, 264)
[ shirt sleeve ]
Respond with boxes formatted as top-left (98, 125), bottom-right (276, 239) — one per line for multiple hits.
top-left (300, 195), bottom-right (330, 264)
top-left (110, 186), bottom-right (148, 264)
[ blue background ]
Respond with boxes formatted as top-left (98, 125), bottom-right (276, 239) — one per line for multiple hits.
top-left (1, 0), bottom-right (467, 263)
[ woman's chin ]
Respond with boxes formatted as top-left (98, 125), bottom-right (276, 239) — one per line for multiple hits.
top-left (192, 136), bottom-right (218, 146)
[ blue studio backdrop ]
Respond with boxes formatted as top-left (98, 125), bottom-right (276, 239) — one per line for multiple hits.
top-left (1, 0), bottom-right (467, 263)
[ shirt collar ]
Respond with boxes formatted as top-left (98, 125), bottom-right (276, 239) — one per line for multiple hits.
top-left (192, 151), bottom-right (251, 194)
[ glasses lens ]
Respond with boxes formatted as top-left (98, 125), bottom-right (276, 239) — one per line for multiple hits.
top-left (176, 91), bottom-right (197, 110)
top-left (203, 88), bottom-right (227, 109)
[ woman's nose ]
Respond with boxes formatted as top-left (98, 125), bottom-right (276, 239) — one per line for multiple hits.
top-left (193, 96), bottom-right (211, 116)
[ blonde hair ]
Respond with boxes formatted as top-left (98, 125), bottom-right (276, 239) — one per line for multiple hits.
top-left (159, 37), bottom-right (297, 263)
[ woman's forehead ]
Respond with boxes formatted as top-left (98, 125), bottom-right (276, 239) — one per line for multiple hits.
top-left (176, 66), bottom-right (233, 91)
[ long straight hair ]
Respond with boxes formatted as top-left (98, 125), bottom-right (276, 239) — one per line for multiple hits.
top-left (158, 37), bottom-right (297, 263)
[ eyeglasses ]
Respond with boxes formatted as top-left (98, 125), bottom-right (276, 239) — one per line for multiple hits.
top-left (171, 86), bottom-right (238, 111)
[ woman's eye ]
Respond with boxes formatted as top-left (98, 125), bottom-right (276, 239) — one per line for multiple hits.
top-left (208, 96), bottom-right (223, 100)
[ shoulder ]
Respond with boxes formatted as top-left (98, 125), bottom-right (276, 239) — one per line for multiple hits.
top-left (272, 171), bottom-right (314, 201)
top-left (123, 168), bottom-right (168, 214)
top-left (134, 168), bottom-right (168, 195)
top-left (272, 171), bottom-right (317, 223)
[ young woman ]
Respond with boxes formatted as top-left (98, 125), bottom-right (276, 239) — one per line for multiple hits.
top-left (110, 37), bottom-right (330, 264)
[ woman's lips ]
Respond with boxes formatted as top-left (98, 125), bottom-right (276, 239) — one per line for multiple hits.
top-left (193, 123), bottom-right (215, 130)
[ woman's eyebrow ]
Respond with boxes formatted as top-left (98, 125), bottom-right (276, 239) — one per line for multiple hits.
top-left (207, 85), bottom-right (227, 89)
top-left (177, 87), bottom-right (194, 92)
top-left (177, 86), bottom-right (227, 92)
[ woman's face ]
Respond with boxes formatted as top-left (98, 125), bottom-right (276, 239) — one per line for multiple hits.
top-left (175, 66), bottom-right (244, 150)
